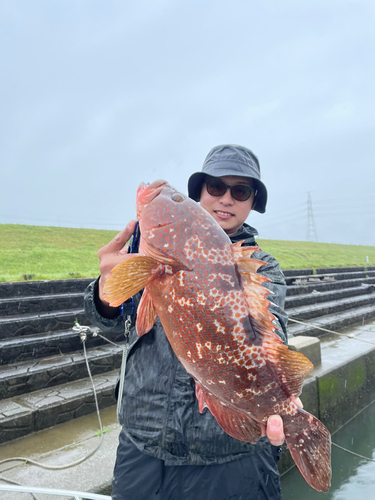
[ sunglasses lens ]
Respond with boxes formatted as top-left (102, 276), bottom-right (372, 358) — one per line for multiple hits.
top-left (231, 185), bottom-right (252, 201)
top-left (206, 180), bottom-right (227, 197)
top-left (206, 179), bottom-right (253, 201)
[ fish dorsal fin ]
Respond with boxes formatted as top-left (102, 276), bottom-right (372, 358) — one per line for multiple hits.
top-left (233, 244), bottom-right (282, 345)
top-left (232, 242), bottom-right (267, 274)
top-left (233, 244), bottom-right (313, 396)
top-left (136, 288), bottom-right (158, 337)
top-left (103, 255), bottom-right (159, 307)
top-left (263, 343), bottom-right (313, 397)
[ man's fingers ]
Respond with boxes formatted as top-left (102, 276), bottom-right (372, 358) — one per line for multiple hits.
top-left (111, 220), bottom-right (137, 254)
top-left (99, 220), bottom-right (137, 257)
top-left (97, 219), bottom-right (138, 304)
top-left (263, 399), bottom-right (302, 446)
top-left (266, 415), bottom-right (285, 447)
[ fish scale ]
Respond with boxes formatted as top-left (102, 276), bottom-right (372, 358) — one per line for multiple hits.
top-left (104, 179), bottom-right (332, 492)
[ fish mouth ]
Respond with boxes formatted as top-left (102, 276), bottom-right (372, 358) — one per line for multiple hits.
top-left (137, 180), bottom-right (169, 218)
top-left (137, 180), bottom-right (169, 205)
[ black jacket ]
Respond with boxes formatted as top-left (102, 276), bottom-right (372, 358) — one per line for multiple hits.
top-left (84, 223), bottom-right (288, 465)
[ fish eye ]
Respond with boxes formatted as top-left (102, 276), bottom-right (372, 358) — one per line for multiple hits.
top-left (171, 193), bottom-right (185, 203)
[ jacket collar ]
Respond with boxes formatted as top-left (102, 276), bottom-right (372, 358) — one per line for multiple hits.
top-left (229, 223), bottom-right (258, 245)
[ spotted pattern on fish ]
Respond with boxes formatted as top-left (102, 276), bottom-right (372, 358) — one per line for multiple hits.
top-left (104, 180), bottom-right (332, 492)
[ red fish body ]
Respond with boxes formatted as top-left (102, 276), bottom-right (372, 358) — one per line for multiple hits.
top-left (104, 180), bottom-right (331, 492)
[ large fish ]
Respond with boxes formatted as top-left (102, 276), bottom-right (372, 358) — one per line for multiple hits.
top-left (104, 180), bottom-right (331, 492)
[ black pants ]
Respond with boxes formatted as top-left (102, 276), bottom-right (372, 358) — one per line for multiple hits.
top-left (112, 430), bottom-right (281, 500)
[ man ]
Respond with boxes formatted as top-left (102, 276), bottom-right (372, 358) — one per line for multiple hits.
top-left (85, 144), bottom-right (298, 499)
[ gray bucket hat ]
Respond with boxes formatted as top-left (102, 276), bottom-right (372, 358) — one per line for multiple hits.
top-left (188, 144), bottom-right (268, 213)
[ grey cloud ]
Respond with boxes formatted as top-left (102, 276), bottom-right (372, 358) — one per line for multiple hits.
top-left (0, 0), bottom-right (374, 244)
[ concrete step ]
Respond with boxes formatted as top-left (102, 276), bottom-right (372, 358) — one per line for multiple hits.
top-left (0, 278), bottom-right (94, 299)
top-left (282, 269), bottom-right (314, 278)
top-left (0, 309), bottom-right (89, 339)
top-left (0, 327), bottom-right (126, 365)
top-left (0, 293), bottom-right (84, 317)
top-left (284, 270), bottom-right (375, 286)
top-left (286, 293), bottom-right (375, 322)
top-left (286, 276), bottom-right (375, 297)
top-left (282, 266), bottom-right (375, 277)
top-left (0, 344), bottom-right (123, 399)
top-left (288, 303), bottom-right (375, 337)
top-left (285, 284), bottom-right (375, 309)
top-left (0, 369), bottom-right (118, 444)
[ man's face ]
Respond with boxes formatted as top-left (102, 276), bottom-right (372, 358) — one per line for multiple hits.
top-left (199, 175), bottom-right (254, 236)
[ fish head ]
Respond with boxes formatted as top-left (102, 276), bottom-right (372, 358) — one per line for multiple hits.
top-left (136, 180), bottom-right (230, 268)
top-left (136, 180), bottom-right (181, 223)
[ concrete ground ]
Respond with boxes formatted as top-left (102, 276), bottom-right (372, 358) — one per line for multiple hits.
top-left (0, 319), bottom-right (375, 499)
top-left (0, 406), bottom-right (120, 500)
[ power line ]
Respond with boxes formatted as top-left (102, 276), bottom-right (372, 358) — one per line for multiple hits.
top-left (306, 192), bottom-right (318, 242)
top-left (257, 217), bottom-right (306, 231)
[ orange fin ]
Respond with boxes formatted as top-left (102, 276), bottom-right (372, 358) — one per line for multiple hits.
top-left (195, 382), bottom-right (208, 412)
top-left (233, 244), bottom-right (312, 396)
top-left (195, 384), bottom-right (261, 444)
top-left (233, 242), bottom-right (267, 274)
top-left (284, 408), bottom-right (331, 492)
top-left (144, 244), bottom-right (189, 268)
top-left (103, 255), bottom-right (159, 307)
top-left (136, 288), bottom-right (157, 337)
top-left (265, 344), bottom-right (313, 397)
top-left (233, 244), bottom-right (282, 345)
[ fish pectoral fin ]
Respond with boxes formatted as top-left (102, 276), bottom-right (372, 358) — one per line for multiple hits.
top-left (195, 385), bottom-right (261, 444)
top-left (284, 408), bottom-right (331, 492)
top-left (103, 255), bottom-right (159, 307)
top-left (143, 244), bottom-right (186, 268)
top-left (136, 288), bottom-right (158, 337)
top-left (265, 343), bottom-right (313, 397)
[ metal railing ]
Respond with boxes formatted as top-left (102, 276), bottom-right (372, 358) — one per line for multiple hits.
top-left (0, 483), bottom-right (111, 499)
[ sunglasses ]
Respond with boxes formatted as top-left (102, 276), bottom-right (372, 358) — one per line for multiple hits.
top-left (205, 178), bottom-right (255, 202)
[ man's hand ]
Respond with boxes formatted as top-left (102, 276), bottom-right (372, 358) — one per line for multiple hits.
top-left (98, 219), bottom-right (137, 306)
top-left (262, 397), bottom-right (303, 446)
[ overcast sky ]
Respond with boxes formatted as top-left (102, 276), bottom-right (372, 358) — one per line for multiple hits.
top-left (1, 0), bottom-right (374, 246)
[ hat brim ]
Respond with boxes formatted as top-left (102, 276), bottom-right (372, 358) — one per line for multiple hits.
top-left (187, 172), bottom-right (267, 214)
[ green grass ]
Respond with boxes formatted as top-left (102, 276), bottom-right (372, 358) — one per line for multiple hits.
top-left (0, 224), bottom-right (119, 282)
top-left (0, 223), bottom-right (374, 282)
top-left (95, 426), bottom-right (112, 437)
top-left (256, 239), bottom-right (375, 270)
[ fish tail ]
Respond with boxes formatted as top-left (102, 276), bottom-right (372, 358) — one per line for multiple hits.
top-left (284, 408), bottom-right (331, 492)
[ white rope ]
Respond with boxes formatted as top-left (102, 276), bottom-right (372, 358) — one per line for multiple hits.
top-left (330, 398), bottom-right (375, 462)
top-left (288, 317), bottom-right (375, 346)
top-left (0, 325), bottom-right (105, 474)
top-left (332, 442), bottom-right (375, 462)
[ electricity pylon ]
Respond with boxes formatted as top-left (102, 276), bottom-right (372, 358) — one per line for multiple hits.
top-left (306, 192), bottom-right (318, 242)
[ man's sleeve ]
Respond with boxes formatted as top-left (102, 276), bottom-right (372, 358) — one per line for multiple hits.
top-left (84, 277), bottom-right (138, 333)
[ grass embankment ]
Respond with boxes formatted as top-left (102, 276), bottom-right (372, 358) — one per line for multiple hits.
top-left (256, 239), bottom-right (375, 270)
top-left (0, 224), bottom-right (118, 282)
top-left (0, 224), bottom-right (374, 282)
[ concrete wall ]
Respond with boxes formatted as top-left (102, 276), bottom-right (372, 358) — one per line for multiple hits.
top-left (279, 345), bottom-right (375, 474)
